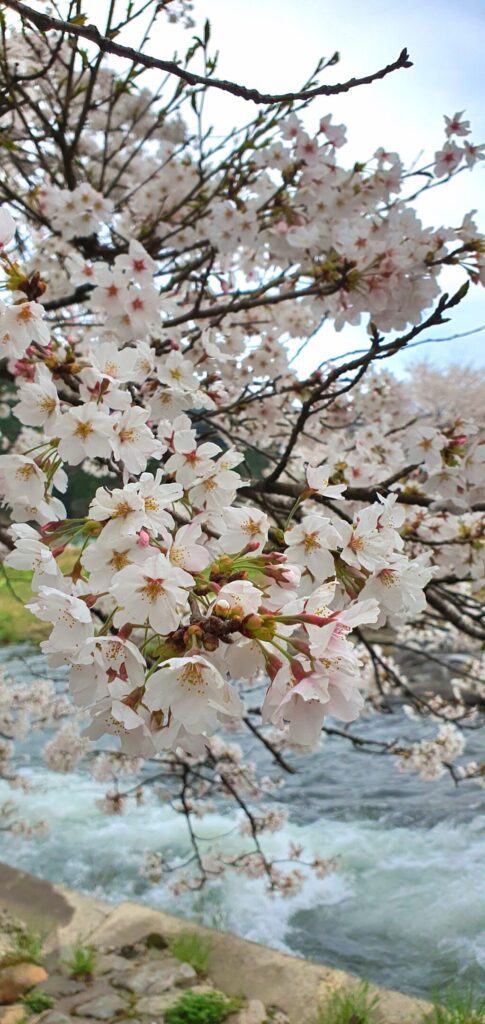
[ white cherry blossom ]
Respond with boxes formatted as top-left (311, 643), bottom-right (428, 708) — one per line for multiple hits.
top-left (57, 405), bottom-right (114, 465)
top-left (111, 552), bottom-right (192, 632)
top-left (285, 515), bottom-right (342, 579)
top-left (144, 655), bottom-right (244, 734)
top-left (13, 365), bottom-right (60, 434)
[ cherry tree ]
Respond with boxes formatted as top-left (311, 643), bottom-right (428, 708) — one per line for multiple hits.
top-left (0, 0), bottom-right (484, 892)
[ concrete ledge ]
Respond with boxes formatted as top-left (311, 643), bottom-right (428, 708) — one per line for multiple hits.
top-left (0, 863), bottom-right (111, 950)
top-left (0, 862), bottom-right (430, 1023)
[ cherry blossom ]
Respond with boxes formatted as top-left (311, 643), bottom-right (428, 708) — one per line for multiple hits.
top-left (111, 552), bottom-right (193, 632)
top-left (145, 655), bottom-right (244, 734)
top-left (284, 515), bottom-right (342, 579)
top-left (57, 405), bottom-right (114, 465)
top-left (14, 365), bottom-right (60, 434)
top-left (0, 300), bottom-right (49, 359)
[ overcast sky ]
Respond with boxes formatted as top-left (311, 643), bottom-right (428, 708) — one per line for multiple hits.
top-left (195, 1), bottom-right (485, 373)
top-left (69, 0), bottom-right (485, 373)
top-left (156, 0), bottom-right (484, 373)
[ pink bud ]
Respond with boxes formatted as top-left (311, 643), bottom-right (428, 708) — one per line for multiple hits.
top-left (51, 544), bottom-right (66, 558)
top-left (13, 359), bottom-right (35, 380)
top-left (40, 521), bottom-right (59, 533)
top-left (118, 624), bottom-right (133, 639)
top-left (291, 659), bottom-right (307, 682)
top-left (299, 611), bottom-right (339, 627)
top-left (137, 528), bottom-right (150, 547)
top-left (265, 652), bottom-right (283, 680)
top-left (240, 540), bottom-right (261, 554)
top-left (290, 638), bottom-right (311, 657)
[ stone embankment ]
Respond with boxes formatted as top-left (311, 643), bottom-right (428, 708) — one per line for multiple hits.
top-left (0, 863), bottom-right (429, 1024)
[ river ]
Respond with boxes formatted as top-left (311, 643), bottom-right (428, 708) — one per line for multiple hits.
top-left (0, 644), bottom-right (483, 997)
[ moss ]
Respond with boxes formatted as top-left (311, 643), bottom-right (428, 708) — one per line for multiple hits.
top-left (164, 991), bottom-right (240, 1024)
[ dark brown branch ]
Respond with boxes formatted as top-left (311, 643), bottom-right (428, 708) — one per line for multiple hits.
top-left (243, 715), bottom-right (296, 774)
top-left (3, 1), bottom-right (412, 105)
top-left (249, 477), bottom-right (485, 513)
top-left (426, 586), bottom-right (485, 642)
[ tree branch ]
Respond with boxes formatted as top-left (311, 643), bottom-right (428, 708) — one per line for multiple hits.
top-left (2, 1), bottom-right (412, 105)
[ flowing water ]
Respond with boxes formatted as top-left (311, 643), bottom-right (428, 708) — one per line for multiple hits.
top-left (0, 644), bottom-right (484, 997)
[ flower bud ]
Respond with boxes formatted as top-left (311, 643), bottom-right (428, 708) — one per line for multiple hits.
top-left (202, 634), bottom-right (219, 652)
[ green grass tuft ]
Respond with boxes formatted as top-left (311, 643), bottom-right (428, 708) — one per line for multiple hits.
top-left (164, 990), bottom-right (240, 1024)
top-left (61, 942), bottom-right (97, 979)
top-left (21, 991), bottom-right (54, 1014)
top-left (314, 981), bottom-right (380, 1024)
top-left (169, 931), bottom-right (212, 977)
top-left (2, 926), bottom-right (45, 966)
top-left (424, 987), bottom-right (485, 1024)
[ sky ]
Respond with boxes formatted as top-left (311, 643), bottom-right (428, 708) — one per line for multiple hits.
top-left (158, 0), bottom-right (485, 375)
top-left (25, 0), bottom-right (485, 375)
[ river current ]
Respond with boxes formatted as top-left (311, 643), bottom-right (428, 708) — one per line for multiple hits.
top-left (0, 644), bottom-right (483, 997)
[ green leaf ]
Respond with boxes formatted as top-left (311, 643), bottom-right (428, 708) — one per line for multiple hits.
top-left (0, 135), bottom-right (18, 151)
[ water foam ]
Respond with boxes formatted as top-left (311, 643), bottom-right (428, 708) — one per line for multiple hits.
top-left (1, 763), bottom-right (483, 996)
top-left (1, 644), bottom-right (483, 996)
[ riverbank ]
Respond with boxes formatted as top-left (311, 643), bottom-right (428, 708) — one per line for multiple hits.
top-left (0, 863), bottom-right (429, 1024)
top-left (0, 567), bottom-right (49, 644)
top-left (2, 643), bottom-right (484, 997)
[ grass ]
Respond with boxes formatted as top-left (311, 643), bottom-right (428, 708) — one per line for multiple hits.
top-left (0, 549), bottom-right (77, 644)
top-left (0, 565), bottom-right (50, 644)
top-left (61, 942), bottom-right (97, 980)
top-left (314, 981), bottom-right (380, 1024)
top-left (1, 926), bottom-right (45, 967)
top-left (21, 991), bottom-right (54, 1014)
top-left (164, 990), bottom-right (241, 1024)
top-left (169, 931), bottom-right (212, 977)
top-left (423, 987), bottom-right (485, 1024)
